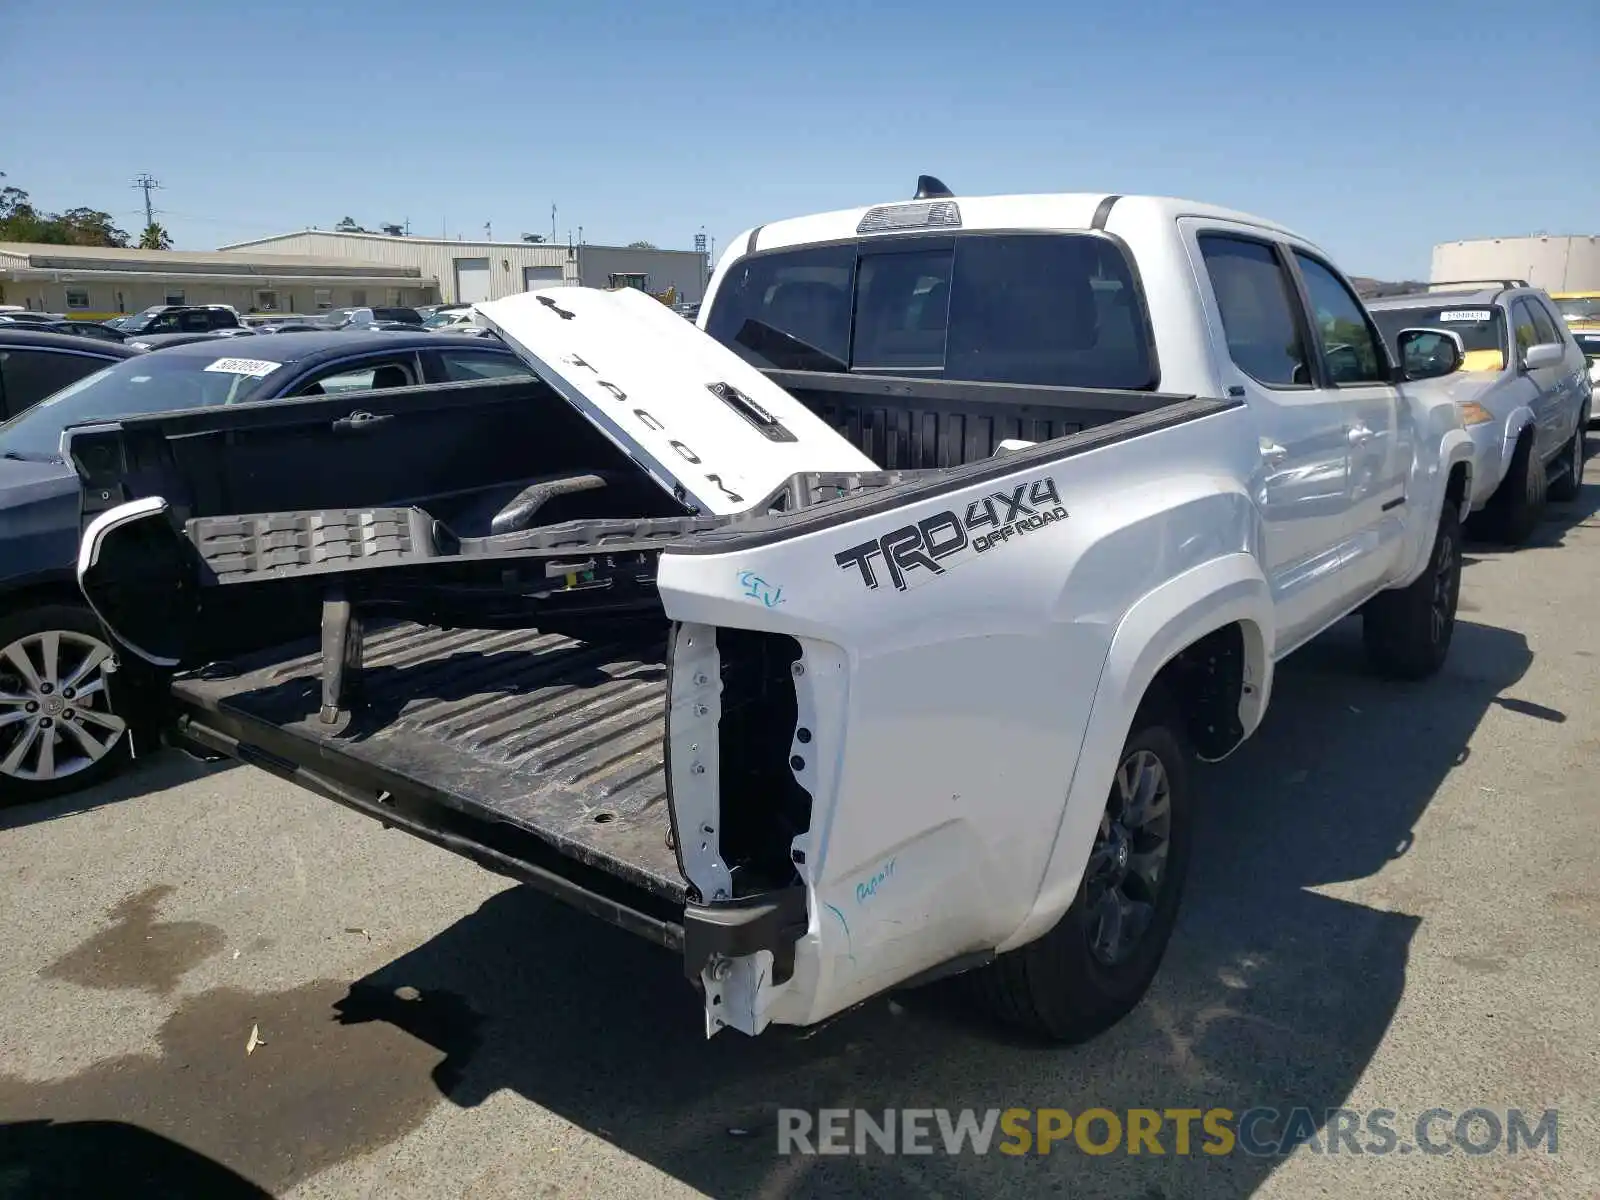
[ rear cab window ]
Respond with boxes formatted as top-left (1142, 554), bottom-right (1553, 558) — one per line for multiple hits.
top-left (704, 232), bottom-right (1157, 390)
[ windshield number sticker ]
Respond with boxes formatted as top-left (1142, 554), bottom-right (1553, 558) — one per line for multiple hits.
top-left (1438, 310), bottom-right (1492, 323)
top-left (204, 357), bottom-right (283, 377)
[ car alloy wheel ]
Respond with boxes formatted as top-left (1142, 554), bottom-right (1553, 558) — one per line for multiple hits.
top-left (0, 629), bottom-right (126, 783)
top-left (1083, 747), bottom-right (1173, 966)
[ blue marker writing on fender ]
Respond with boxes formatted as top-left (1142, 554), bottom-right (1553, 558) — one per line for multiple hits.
top-left (737, 569), bottom-right (785, 608)
top-left (856, 857), bottom-right (897, 904)
top-left (824, 903), bottom-right (856, 965)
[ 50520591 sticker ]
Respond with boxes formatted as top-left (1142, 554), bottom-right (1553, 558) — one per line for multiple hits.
top-left (834, 475), bottom-right (1068, 593)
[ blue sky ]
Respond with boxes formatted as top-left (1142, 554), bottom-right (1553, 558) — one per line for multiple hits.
top-left (3, 0), bottom-right (1594, 278)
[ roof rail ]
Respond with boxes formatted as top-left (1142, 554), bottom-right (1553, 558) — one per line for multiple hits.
top-left (1426, 278), bottom-right (1529, 290)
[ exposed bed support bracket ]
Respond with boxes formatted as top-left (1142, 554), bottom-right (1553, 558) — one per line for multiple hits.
top-left (319, 586), bottom-right (365, 724)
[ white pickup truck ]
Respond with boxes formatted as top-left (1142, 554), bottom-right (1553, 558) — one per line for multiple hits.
top-left (70, 184), bottom-right (1473, 1044)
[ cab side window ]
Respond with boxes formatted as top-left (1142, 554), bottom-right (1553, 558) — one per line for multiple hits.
top-left (1526, 298), bottom-right (1562, 347)
top-left (1197, 235), bottom-right (1311, 388)
top-left (1292, 252), bottom-right (1387, 385)
top-left (1511, 300), bottom-right (1540, 356)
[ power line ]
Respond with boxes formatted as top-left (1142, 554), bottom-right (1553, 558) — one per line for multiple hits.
top-left (132, 174), bottom-right (161, 228)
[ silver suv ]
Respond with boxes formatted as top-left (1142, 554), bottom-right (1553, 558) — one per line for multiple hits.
top-left (1368, 281), bottom-right (1591, 543)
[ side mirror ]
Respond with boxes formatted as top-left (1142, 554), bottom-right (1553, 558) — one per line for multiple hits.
top-left (1522, 342), bottom-right (1565, 371)
top-left (1395, 327), bottom-right (1464, 381)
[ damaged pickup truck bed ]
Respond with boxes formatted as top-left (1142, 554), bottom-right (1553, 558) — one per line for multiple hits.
top-left (71, 189), bottom-right (1474, 1043)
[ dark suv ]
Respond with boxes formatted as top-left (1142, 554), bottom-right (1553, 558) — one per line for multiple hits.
top-left (117, 305), bottom-right (244, 336)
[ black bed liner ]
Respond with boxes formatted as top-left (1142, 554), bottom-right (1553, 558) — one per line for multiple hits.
top-left (171, 621), bottom-right (688, 922)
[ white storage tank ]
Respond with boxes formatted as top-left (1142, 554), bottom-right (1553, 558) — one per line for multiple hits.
top-left (1431, 235), bottom-right (1600, 292)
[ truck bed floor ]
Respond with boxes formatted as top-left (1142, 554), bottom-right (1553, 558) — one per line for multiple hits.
top-left (170, 622), bottom-right (686, 904)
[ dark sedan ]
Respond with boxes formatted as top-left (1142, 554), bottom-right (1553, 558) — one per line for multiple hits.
top-left (0, 330), bottom-right (534, 803)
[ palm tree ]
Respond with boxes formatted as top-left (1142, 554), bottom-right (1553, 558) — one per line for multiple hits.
top-left (139, 222), bottom-right (172, 250)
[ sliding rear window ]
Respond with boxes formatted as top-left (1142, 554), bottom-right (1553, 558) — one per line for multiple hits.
top-left (705, 232), bottom-right (1157, 390)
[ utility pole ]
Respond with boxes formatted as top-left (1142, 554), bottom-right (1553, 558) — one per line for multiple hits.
top-left (132, 173), bottom-right (161, 227)
top-left (552, 203), bottom-right (557, 246)
top-left (484, 221), bottom-right (492, 241)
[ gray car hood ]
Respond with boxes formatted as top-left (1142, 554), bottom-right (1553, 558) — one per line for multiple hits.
top-left (1425, 369), bottom-right (1501, 406)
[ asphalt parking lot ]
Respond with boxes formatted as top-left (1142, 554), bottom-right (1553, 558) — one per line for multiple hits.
top-left (3, 470), bottom-right (1599, 1200)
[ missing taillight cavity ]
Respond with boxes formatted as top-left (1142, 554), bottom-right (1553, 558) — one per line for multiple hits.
top-left (716, 628), bottom-right (811, 894)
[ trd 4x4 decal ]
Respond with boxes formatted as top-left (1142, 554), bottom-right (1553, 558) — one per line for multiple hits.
top-left (834, 476), bottom-right (1068, 592)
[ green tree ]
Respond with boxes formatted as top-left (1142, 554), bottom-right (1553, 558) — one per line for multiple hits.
top-left (335, 215), bottom-right (373, 233)
top-left (139, 222), bottom-right (173, 250)
top-left (626, 240), bottom-right (657, 250)
top-left (0, 175), bottom-right (129, 246)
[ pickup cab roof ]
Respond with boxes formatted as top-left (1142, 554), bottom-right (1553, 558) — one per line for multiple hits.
top-left (720, 191), bottom-right (1312, 263)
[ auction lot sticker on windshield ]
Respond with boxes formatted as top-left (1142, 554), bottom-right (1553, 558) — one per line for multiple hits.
top-left (204, 357), bottom-right (282, 377)
top-left (1439, 310), bottom-right (1493, 322)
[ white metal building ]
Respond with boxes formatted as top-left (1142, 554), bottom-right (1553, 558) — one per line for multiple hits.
top-left (1432, 235), bottom-right (1600, 292)
top-left (219, 231), bottom-right (711, 305)
top-left (0, 242), bottom-right (437, 319)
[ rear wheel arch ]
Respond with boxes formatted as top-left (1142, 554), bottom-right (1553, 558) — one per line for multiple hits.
top-left (1145, 617), bottom-right (1267, 763)
top-left (999, 557), bottom-right (1273, 953)
top-left (1446, 459), bottom-right (1471, 520)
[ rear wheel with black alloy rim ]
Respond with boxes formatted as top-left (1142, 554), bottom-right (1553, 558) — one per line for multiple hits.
top-left (970, 690), bottom-right (1192, 1042)
top-left (1547, 405), bottom-right (1589, 503)
top-left (0, 605), bottom-right (132, 805)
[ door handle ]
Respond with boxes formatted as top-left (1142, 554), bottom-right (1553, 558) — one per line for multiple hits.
top-left (1259, 439), bottom-right (1289, 463)
top-left (331, 410), bottom-right (395, 433)
top-left (1348, 425), bottom-right (1374, 445)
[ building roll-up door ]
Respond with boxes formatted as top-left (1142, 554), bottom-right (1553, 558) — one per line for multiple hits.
top-left (522, 265), bottom-right (564, 291)
top-left (453, 258), bottom-right (491, 303)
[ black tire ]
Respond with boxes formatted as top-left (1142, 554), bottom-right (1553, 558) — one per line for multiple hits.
top-left (0, 603), bottom-right (133, 806)
top-left (1547, 406), bottom-right (1588, 503)
top-left (970, 692), bottom-right (1193, 1042)
top-left (1362, 502), bottom-right (1462, 681)
top-left (1483, 432), bottom-right (1545, 544)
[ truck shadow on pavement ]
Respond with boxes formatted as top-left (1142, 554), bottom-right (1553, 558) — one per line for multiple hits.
top-left (322, 615), bottom-right (1531, 1200)
top-left (0, 1119), bottom-right (272, 1199)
